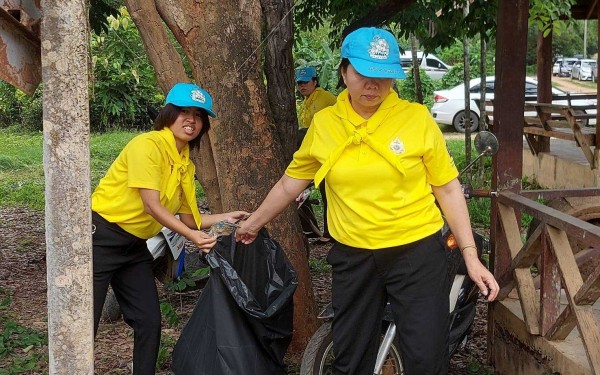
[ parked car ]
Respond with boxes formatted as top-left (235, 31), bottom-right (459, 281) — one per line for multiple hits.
top-left (553, 62), bottom-right (561, 76)
top-left (400, 51), bottom-right (452, 80)
top-left (431, 76), bottom-right (597, 132)
top-left (571, 59), bottom-right (597, 81)
top-left (555, 57), bottom-right (579, 77)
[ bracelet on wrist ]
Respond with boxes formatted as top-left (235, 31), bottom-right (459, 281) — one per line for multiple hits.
top-left (460, 244), bottom-right (477, 252)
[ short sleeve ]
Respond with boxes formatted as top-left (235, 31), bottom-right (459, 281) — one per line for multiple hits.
top-left (126, 137), bottom-right (163, 190)
top-left (422, 111), bottom-right (459, 186)
top-left (285, 123), bottom-right (322, 180)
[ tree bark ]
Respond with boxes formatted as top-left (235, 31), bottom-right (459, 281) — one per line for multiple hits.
top-left (124, 0), bottom-right (186, 93)
top-left (41, 0), bottom-right (94, 372)
top-left (155, 0), bottom-right (319, 350)
top-left (410, 34), bottom-right (423, 104)
top-left (260, 0), bottom-right (298, 162)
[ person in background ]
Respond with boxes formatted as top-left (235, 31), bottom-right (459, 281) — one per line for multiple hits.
top-left (296, 66), bottom-right (337, 132)
top-left (237, 28), bottom-right (498, 375)
top-left (92, 82), bottom-right (248, 375)
top-left (295, 66), bottom-right (337, 241)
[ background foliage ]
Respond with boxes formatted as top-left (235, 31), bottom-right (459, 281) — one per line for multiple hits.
top-left (90, 7), bottom-right (163, 131)
top-left (0, 0), bottom-right (597, 132)
top-left (0, 7), bottom-right (162, 132)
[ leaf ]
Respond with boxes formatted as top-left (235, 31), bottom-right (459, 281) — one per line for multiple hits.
top-left (110, 17), bottom-right (120, 30)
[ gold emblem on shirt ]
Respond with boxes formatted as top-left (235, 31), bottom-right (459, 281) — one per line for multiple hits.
top-left (390, 137), bottom-right (405, 154)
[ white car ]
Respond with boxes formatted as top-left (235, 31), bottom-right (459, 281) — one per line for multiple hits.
top-left (571, 59), bottom-right (597, 81)
top-left (400, 51), bottom-right (452, 80)
top-left (431, 76), bottom-right (597, 132)
top-left (553, 62), bottom-right (560, 76)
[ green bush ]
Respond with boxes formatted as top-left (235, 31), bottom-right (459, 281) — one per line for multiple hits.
top-left (397, 67), bottom-right (436, 108)
top-left (90, 7), bottom-right (163, 131)
top-left (0, 7), bottom-right (164, 133)
top-left (19, 86), bottom-right (43, 132)
top-left (439, 63), bottom-right (471, 89)
top-left (0, 82), bottom-right (21, 127)
top-left (0, 82), bottom-right (43, 131)
top-left (294, 24), bottom-right (342, 94)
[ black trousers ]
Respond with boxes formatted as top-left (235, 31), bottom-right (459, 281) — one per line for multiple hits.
top-left (327, 232), bottom-right (450, 375)
top-left (92, 212), bottom-right (161, 375)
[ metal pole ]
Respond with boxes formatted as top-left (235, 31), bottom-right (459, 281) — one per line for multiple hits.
top-left (41, 0), bottom-right (94, 373)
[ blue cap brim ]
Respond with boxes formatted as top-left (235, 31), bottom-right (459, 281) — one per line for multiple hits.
top-left (169, 99), bottom-right (216, 118)
top-left (349, 57), bottom-right (406, 79)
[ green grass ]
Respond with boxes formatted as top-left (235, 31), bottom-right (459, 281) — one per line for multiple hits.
top-left (0, 288), bottom-right (48, 374)
top-left (308, 257), bottom-right (331, 273)
top-left (0, 129), bottom-right (45, 210)
top-left (0, 128), bottom-right (137, 210)
top-left (0, 128), bottom-right (209, 211)
top-left (447, 139), bottom-right (494, 228)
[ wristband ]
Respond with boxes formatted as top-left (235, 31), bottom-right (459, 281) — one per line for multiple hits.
top-left (460, 244), bottom-right (477, 252)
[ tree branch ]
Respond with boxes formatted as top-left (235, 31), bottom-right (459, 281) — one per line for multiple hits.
top-left (342, 0), bottom-right (416, 37)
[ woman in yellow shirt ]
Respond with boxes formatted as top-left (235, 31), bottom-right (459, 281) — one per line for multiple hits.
top-left (92, 83), bottom-right (247, 375)
top-left (237, 28), bottom-right (499, 375)
top-left (296, 66), bottom-right (337, 130)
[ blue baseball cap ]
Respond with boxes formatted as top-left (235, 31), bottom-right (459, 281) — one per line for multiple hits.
top-left (341, 27), bottom-right (405, 79)
top-left (165, 83), bottom-right (216, 118)
top-left (295, 66), bottom-right (317, 82)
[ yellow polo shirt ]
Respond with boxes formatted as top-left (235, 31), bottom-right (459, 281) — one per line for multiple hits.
top-left (92, 128), bottom-right (199, 239)
top-left (298, 87), bottom-right (337, 129)
top-left (286, 89), bottom-right (458, 249)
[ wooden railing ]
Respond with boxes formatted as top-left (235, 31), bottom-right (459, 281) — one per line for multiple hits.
top-left (480, 96), bottom-right (598, 168)
top-left (522, 103), bottom-right (597, 168)
top-left (495, 191), bottom-right (600, 373)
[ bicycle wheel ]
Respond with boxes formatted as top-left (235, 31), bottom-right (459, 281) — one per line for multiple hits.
top-left (300, 322), bottom-right (404, 375)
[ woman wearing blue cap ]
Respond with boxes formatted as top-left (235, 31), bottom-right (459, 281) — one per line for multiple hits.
top-left (91, 83), bottom-right (248, 374)
top-left (295, 66), bottom-right (337, 131)
top-left (237, 27), bottom-right (498, 374)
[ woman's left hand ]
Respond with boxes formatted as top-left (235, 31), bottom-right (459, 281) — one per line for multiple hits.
top-left (464, 254), bottom-right (499, 302)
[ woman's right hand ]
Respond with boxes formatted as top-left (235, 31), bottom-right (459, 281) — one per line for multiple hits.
top-left (189, 230), bottom-right (218, 253)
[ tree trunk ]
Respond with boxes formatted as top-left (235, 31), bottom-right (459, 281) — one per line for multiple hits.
top-left (477, 36), bottom-right (488, 185)
top-left (260, 0), bottom-right (299, 162)
top-left (463, 3), bottom-right (472, 173)
top-left (153, 0), bottom-right (318, 350)
top-left (410, 34), bottom-right (423, 104)
top-left (41, 0), bottom-right (94, 372)
top-left (536, 30), bottom-right (552, 153)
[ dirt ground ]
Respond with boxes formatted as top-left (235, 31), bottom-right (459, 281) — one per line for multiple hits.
top-left (552, 75), bottom-right (597, 94)
top-left (0, 206), bottom-right (493, 374)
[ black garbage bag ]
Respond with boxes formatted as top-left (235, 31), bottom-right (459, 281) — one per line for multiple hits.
top-left (171, 228), bottom-right (298, 375)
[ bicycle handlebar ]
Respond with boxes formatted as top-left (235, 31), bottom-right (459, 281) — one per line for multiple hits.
top-left (461, 184), bottom-right (497, 199)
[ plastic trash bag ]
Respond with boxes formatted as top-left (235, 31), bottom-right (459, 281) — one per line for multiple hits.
top-left (172, 228), bottom-right (298, 375)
